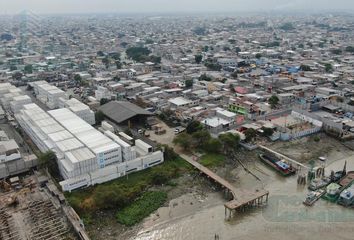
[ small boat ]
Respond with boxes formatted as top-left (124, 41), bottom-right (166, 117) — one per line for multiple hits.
top-left (322, 182), bottom-right (341, 202)
top-left (338, 184), bottom-right (354, 207)
top-left (331, 171), bottom-right (345, 182)
top-left (259, 154), bottom-right (296, 176)
top-left (339, 171), bottom-right (354, 187)
top-left (303, 189), bottom-right (326, 206)
top-left (308, 177), bottom-right (331, 191)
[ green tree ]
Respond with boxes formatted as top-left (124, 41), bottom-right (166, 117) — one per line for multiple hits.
top-left (204, 138), bottom-right (222, 153)
top-left (145, 39), bottom-right (154, 44)
top-left (111, 52), bottom-right (121, 60)
top-left (218, 133), bottom-right (240, 155)
top-left (10, 65), bottom-right (17, 71)
top-left (74, 74), bottom-right (82, 84)
top-left (95, 110), bottom-right (105, 125)
top-left (192, 130), bottom-right (211, 149)
top-left (268, 95), bottom-right (279, 109)
top-left (173, 133), bottom-right (193, 151)
top-left (193, 27), bottom-right (206, 36)
top-left (325, 63), bottom-right (333, 73)
top-left (24, 64), bottom-right (33, 74)
top-left (97, 51), bottom-right (105, 57)
top-left (255, 53), bottom-right (262, 59)
top-left (38, 151), bottom-right (60, 180)
top-left (158, 145), bottom-right (178, 161)
top-left (12, 72), bottom-right (22, 80)
top-left (280, 22), bottom-right (295, 31)
top-left (195, 55), bottom-right (203, 64)
top-left (199, 73), bottom-right (212, 81)
top-left (345, 46), bottom-right (354, 53)
top-left (121, 42), bottom-right (128, 48)
top-left (331, 49), bottom-right (342, 55)
top-left (126, 47), bottom-right (151, 62)
top-left (235, 46), bottom-right (242, 54)
top-left (203, 46), bottom-right (209, 52)
top-left (262, 127), bottom-right (274, 137)
top-left (150, 55), bottom-right (161, 64)
top-left (204, 63), bottom-right (222, 71)
top-left (186, 120), bottom-right (203, 134)
top-left (300, 64), bottom-right (312, 71)
top-left (102, 57), bottom-right (110, 69)
top-left (185, 79), bottom-right (193, 88)
top-left (115, 61), bottom-right (122, 69)
top-left (244, 128), bottom-right (257, 143)
top-left (100, 98), bottom-right (110, 106)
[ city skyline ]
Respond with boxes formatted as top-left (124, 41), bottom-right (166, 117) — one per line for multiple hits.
top-left (1, 0), bottom-right (354, 15)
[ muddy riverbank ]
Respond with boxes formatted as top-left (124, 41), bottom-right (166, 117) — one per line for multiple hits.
top-left (132, 136), bottom-right (354, 240)
top-left (86, 135), bottom-right (354, 240)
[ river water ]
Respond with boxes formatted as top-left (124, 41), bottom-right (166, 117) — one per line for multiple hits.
top-left (132, 154), bottom-right (354, 240)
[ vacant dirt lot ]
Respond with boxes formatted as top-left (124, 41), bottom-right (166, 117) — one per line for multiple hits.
top-left (268, 133), bottom-right (354, 164)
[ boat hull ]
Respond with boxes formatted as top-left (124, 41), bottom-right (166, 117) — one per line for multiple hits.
top-left (259, 154), bottom-right (296, 177)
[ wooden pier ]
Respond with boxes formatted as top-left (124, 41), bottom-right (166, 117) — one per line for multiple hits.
top-left (182, 156), bottom-right (269, 219)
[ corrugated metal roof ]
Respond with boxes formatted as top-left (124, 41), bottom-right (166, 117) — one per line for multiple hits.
top-left (99, 101), bottom-right (152, 124)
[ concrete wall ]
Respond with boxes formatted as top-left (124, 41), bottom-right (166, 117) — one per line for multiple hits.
top-left (60, 151), bottom-right (164, 192)
top-left (0, 155), bottom-right (37, 178)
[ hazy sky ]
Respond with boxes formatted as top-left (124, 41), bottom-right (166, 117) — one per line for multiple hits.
top-left (1, 0), bottom-right (354, 14)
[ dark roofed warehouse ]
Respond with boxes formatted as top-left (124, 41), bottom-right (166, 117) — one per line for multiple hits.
top-left (99, 101), bottom-right (153, 125)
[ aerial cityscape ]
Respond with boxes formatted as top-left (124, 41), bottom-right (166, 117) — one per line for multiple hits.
top-left (1, 1), bottom-right (354, 240)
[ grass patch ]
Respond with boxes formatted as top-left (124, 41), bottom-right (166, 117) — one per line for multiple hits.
top-left (199, 153), bottom-right (225, 168)
top-left (116, 191), bottom-right (167, 226)
top-left (166, 180), bottom-right (178, 187)
top-left (66, 157), bottom-right (192, 215)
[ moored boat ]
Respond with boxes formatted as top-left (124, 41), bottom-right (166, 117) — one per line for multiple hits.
top-left (339, 171), bottom-right (354, 187)
top-left (322, 182), bottom-right (341, 202)
top-left (303, 189), bottom-right (326, 206)
top-left (259, 154), bottom-right (296, 176)
top-left (308, 177), bottom-right (331, 191)
top-left (338, 183), bottom-right (354, 207)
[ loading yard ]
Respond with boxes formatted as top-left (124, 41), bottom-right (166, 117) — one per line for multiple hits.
top-left (0, 174), bottom-right (79, 240)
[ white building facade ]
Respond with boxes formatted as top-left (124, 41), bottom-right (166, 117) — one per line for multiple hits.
top-left (15, 103), bottom-right (163, 192)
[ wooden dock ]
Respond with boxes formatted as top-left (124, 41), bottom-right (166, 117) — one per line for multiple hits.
top-left (182, 156), bottom-right (269, 219)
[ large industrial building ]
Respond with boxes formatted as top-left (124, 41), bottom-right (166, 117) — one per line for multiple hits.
top-left (16, 103), bottom-right (164, 192)
top-left (0, 81), bottom-right (95, 125)
top-left (0, 82), bottom-right (163, 191)
top-left (31, 81), bottom-right (95, 125)
top-left (0, 83), bottom-right (38, 178)
top-left (99, 101), bottom-right (153, 125)
top-left (0, 83), bottom-right (32, 113)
